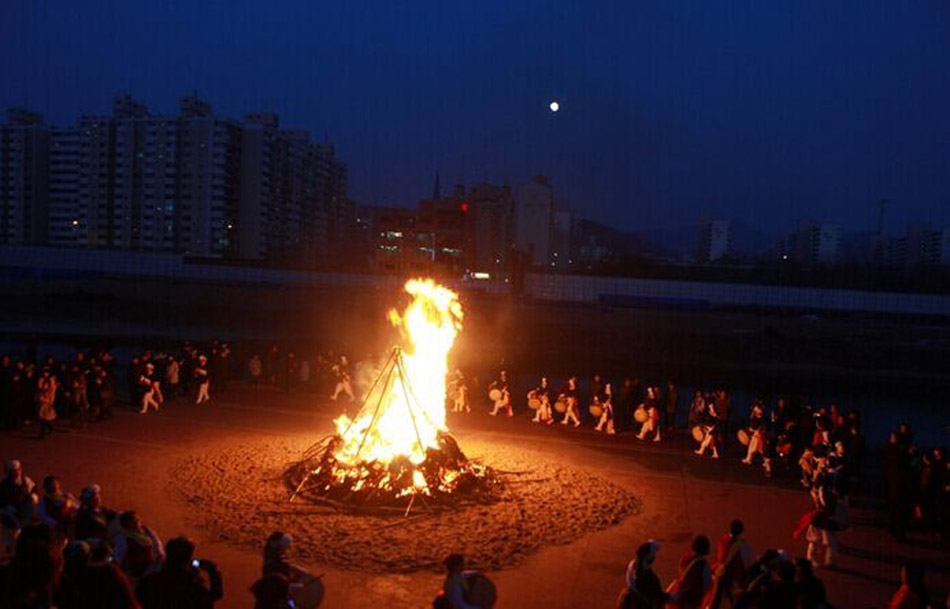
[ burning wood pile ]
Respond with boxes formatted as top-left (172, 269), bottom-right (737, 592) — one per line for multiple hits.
top-left (285, 280), bottom-right (502, 513)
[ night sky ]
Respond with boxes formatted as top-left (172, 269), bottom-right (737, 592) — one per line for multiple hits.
top-left (2, 1), bottom-right (948, 236)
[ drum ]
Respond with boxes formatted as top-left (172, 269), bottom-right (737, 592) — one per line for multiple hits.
top-left (589, 404), bottom-right (603, 418)
top-left (691, 425), bottom-right (705, 443)
top-left (293, 576), bottom-right (325, 609)
top-left (528, 397), bottom-right (541, 410)
top-left (737, 429), bottom-right (751, 446)
top-left (554, 397), bottom-right (567, 413)
top-left (634, 407), bottom-right (648, 423)
top-left (488, 388), bottom-right (502, 402)
top-left (464, 571), bottom-right (497, 609)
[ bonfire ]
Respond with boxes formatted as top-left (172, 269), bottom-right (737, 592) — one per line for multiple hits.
top-left (285, 279), bottom-right (502, 512)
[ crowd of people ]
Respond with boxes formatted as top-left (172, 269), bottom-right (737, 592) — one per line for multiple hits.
top-left (2, 343), bottom-right (947, 608)
top-left (0, 341), bottom-right (356, 437)
top-left (0, 458), bottom-right (326, 608)
top-left (610, 521), bottom-right (939, 609)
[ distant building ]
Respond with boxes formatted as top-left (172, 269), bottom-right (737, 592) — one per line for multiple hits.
top-left (550, 209), bottom-right (573, 270)
top-left (468, 182), bottom-right (514, 274)
top-left (696, 218), bottom-right (731, 263)
top-left (776, 219), bottom-right (840, 267)
top-left (47, 127), bottom-right (81, 247)
top-left (514, 175), bottom-right (554, 268)
top-left (2, 94), bottom-right (348, 263)
top-left (0, 109), bottom-right (50, 245)
top-left (884, 225), bottom-right (950, 270)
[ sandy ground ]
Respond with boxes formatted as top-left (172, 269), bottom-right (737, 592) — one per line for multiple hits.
top-left (172, 436), bottom-right (639, 573)
top-left (2, 387), bottom-right (948, 609)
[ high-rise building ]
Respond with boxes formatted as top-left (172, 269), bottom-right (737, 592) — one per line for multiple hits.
top-left (884, 225), bottom-right (950, 270)
top-left (0, 109), bottom-right (50, 245)
top-left (468, 182), bottom-right (514, 274)
top-left (47, 127), bottom-right (82, 246)
top-left (697, 218), bottom-right (731, 263)
top-left (176, 94), bottom-right (242, 257)
top-left (514, 175), bottom-right (554, 268)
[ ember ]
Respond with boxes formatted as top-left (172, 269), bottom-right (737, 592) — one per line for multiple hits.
top-left (285, 279), bottom-right (502, 512)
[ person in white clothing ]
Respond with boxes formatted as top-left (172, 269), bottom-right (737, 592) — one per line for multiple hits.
top-left (594, 383), bottom-right (616, 434)
top-left (195, 355), bottom-right (211, 404)
top-left (138, 363), bottom-right (161, 414)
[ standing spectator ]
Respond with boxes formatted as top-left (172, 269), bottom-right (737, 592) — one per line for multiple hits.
top-left (266, 344), bottom-right (279, 386)
top-left (618, 540), bottom-right (668, 609)
top-left (708, 520), bottom-right (754, 609)
top-left (667, 535), bottom-right (712, 609)
top-left (136, 536), bottom-right (223, 609)
top-left (165, 356), bottom-right (180, 400)
top-left (248, 354), bottom-right (263, 387)
top-left (299, 358), bottom-right (311, 392)
top-left (887, 560), bottom-right (929, 609)
top-left (216, 343), bottom-right (231, 394)
top-left (195, 356), bottom-right (211, 405)
top-left (664, 381), bottom-right (678, 431)
top-left (36, 368), bottom-right (58, 438)
top-left (0, 355), bottom-right (14, 429)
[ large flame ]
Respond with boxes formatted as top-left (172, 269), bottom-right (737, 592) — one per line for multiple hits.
top-left (332, 279), bottom-right (463, 472)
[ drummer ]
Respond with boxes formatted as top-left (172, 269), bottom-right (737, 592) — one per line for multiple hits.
top-left (636, 390), bottom-right (661, 442)
top-left (741, 401), bottom-right (768, 465)
top-left (594, 383), bottom-right (616, 434)
top-left (488, 370), bottom-right (512, 417)
top-left (560, 376), bottom-right (581, 427)
top-left (530, 377), bottom-right (553, 424)
top-left (694, 400), bottom-right (722, 459)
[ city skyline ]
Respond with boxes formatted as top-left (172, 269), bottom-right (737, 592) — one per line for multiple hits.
top-left (2, 1), bottom-right (949, 235)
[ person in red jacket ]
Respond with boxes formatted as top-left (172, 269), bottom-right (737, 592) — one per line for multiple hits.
top-left (888, 561), bottom-right (930, 609)
top-left (668, 535), bottom-right (712, 609)
top-left (706, 520), bottom-right (755, 609)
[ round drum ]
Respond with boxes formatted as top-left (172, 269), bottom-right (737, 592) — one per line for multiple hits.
top-left (488, 388), bottom-right (502, 402)
top-left (464, 571), bottom-right (497, 609)
top-left (691, 425), bottom-right (705, 443)
top-left (554, 398), bottom-right (567, 413)
top-left (634, 407), bottom-right (648, 423)
top-left (589, 404), bottom-right (603, 418)
top-left (293, 577), bottom-right (325, 609)
top-left (737, 429), bottom-right (751, 446)
top-left (528, 397), bottom-right (541, 410)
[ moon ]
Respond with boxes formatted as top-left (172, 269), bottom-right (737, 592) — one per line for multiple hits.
top-left (549, 100), bottom-right (560, 112)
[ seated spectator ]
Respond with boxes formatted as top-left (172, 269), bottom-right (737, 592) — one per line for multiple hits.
top-left (37, 475), bottom-right (78, 535)
top-left (113, 511), bottom-right (164, 583)
top-left (0, 460), bottom-right (37, 529)
top-left (57, 539), bottom-right (141, 609)
top-left (136, 536), bottom-right (223, 609)
top-left (251, 573), bottom-right (291, 609)
top-left (0, 523), bottom-right (63, 609)
top-left (74, 484), bottom-right (116, 553)
top-left (888, 560), bottom-right (929, 609)
top-left (793, 558), bottom-right (827, 609)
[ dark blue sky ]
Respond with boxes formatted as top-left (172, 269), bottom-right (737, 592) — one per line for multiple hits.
top-left (2, 1), bottom-right (948, 235)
